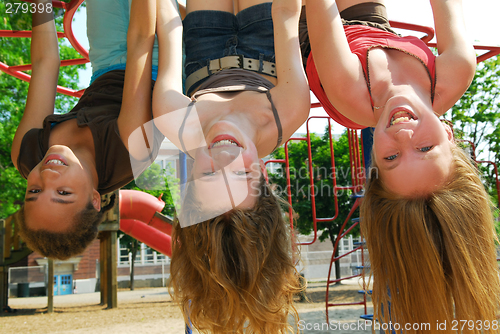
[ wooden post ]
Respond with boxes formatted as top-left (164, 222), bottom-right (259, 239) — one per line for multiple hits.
top-left (0, 266), bottom-right (7, 311)
top-left (0, 219), bottom-right (7, 311)
top-left (99, 231), bottom-right (118, 309)
top-left (106, 231), bottom-right (117, 309)
top-left (4, 216), bottom-right (12, 259)
top-left (99, 234), bottom-right (107, 306)
top-left (98, 189), bottom-right (120, 309)
top-left (47, 259), bottom-right (54, 313)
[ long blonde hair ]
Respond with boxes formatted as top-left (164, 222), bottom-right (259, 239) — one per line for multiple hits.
top-left (361, 145), bottom-right (500, 333)
top-left (170, 176), bottom-right (301, 333)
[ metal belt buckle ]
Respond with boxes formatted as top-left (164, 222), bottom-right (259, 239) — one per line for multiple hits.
top-left (237, 55), bottom-right (244, 69)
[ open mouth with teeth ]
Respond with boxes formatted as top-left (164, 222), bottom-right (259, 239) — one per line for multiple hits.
top-left (210, 139), bottom-right (240, 149)
top-left (389, 111), bottom-right (417, 127)
top-left (209, 135), bottom-right (243, 150)
top-left (44, 155), bottom-right (68, 166)
top-left (46, 159), bottom-right (67, 165)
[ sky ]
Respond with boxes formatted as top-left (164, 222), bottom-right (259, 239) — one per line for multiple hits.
top-left (70, 0), bottom-right (500, 135)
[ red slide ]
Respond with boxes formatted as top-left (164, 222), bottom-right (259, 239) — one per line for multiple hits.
top-left (118, 190), bottom-right (173, 257)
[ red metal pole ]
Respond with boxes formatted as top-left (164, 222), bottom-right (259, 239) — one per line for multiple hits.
top-left (63, 0), bottom-right (89, 60)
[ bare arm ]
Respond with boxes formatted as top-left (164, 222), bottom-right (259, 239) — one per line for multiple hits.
top-left (152, 0), bottom-right (189, 121)
top-left (306, 0), bottom-right (373, 126)
top-left (116, 0), bottom-right (158, 160)
top-left (11, 0), bottom-right (60, 169)
top-left (431, 0), bottom-right (476, 115)
top-left (271, 0), bottom-right (311, 140)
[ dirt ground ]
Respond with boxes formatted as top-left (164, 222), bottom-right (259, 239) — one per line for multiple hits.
top-left (1, 279), bottom-right (374, 334)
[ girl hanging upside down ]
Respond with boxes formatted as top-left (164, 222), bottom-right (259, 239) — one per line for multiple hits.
top-left (301, 0), bottom-right (500, 331)
top-left (153, 0), bottom-right (309, 332)
top-left (12, 0), bottom-right (163, 259)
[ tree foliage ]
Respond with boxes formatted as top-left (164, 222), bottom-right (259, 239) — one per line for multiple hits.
top-left (269, 130), bottom-right (360, 281)
top-left (0, 1), bottom-right (83, 219)
top-left (0, 2), bottom-right (178, 276)
top-left (122, 162), bottom-right (178, 217)
top-left (449, 55), bottom-right (500, 205)
top-left (268, 56), bottom-right (500, 268)
top-left (118, 163), bottom-right (179, 290)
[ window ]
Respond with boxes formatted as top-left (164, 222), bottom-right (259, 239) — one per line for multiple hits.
top-left (60, 275), bottom-right (71, 285)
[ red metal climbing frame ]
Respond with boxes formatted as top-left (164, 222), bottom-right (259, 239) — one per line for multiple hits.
top-left (322, 21), bottom-right (500, 323)
top-left (265, 109), bottom-right (370, 320)
top-left (266, 20), bottom-right (500, 324)
top-left (0, 0), bottom-right (88, 97)
top-left (458, 139), bottom-right (500, 208)
top-left (1, 1), bottom-right (500, 325)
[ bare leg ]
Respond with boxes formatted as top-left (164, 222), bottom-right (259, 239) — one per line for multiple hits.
top-left (186, 0), bottom-right (233, 14)
top-left (235, 0), bottom-right (270, 14)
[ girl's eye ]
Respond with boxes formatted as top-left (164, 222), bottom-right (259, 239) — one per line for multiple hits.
top-left (58, 190), bottom-right (71, 195)
top-left (203, 171), bottom-right (217, 176)
top-left (385, 153), bottom-right (398, 161)
top-left (234, 171), bottom-right (248, 176)
top-left (28, 189), bottom-right (41, 194)
top-left (420, 146), bottom-right (433, 152)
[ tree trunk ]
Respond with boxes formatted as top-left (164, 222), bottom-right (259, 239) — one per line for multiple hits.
top-left (328, 226), bottom-right (342, 285)
top-left (130, 242), bottom-right (138, 291)
top-left (334, 244), bottom-right (341, 284)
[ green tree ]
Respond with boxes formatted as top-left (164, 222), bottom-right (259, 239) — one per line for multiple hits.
top-left (0, 0), bottom-right (84, 219)
top-left (118, 163), bottom-right (179, 290)
top-left (123, 162), bottom-right (178, 217)
top-left (450, 55), bottom-right (500, 205)
top-left (269, 130), bottom-right (361, 283)
top-left (119, 233), bottom-right (141, 291)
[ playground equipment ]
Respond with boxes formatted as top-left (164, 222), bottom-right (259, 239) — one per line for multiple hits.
top-left (0, 0), bottom-right (88, 97)
top-left (0, 189), bottom-right (173, 313)
top-left (265, 19), bottom-right (500, 323)
top-left (1, 0), bottom-right (500, 326)
top-left (119, 189), bottom-right (173, 257)
top-left (96, 189), bottom-right (173, 310)
top-left (266, 116), bottom-right (370, 321)
top-left (0, 213), bottom-right (32, 313)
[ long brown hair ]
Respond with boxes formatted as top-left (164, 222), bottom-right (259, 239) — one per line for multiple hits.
top-left (361, 145), bottom-right (500, 333)
top-left (169, 176), bottom-right (301, 333)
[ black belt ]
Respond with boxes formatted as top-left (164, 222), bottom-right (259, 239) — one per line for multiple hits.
top-left (185, 55), bottom-right (277, 94)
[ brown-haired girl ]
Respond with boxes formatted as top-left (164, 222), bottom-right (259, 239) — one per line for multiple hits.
top-left (153, 0), bottom-right (308, 332)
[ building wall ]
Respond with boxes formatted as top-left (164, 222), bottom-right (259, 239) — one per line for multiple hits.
top-left (117, 264), bottom-right (169, 277)
top-left (297, 233), bottom-right (366, 281)
top-left (73, 239), bottom-right (100, 279)
top-left (27, 238), bottom-right (100, 279)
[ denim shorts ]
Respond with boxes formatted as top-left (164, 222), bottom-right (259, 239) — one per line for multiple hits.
top-left (86, 0), bottom-right (159, 83)
top-left (183, 2), bottom-right (275, 94)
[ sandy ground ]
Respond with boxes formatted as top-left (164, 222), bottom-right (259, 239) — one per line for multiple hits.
top-left (1, 279), bottom-right (374, 334)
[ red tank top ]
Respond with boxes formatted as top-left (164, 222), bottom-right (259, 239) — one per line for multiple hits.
top-left (307, 25), bottom-right (437, 129)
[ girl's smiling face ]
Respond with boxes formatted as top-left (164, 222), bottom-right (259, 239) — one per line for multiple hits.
top-left (372, 96), bottom-right (454, 197)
